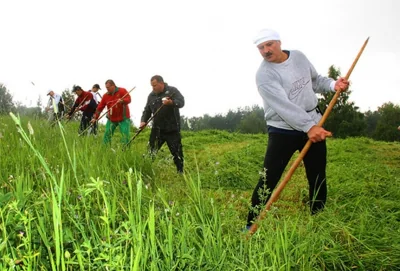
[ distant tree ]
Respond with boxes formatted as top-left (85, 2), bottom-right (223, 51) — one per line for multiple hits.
top-left (34, 95), bottom-right (44, 118)
top-left (181, 105), bottom-right (266, 133)
top-left (209, 114), bottom-right (227, 130)
top-left (238, 105), bottom-right (266, 134)
top-left (180, 115), bottom-right (189, 130)
top-left (225, 109), bottom-right (244, 132)
top-left (364, 110), bottom-right (380, 137)
top-left (61, 88), bottom-right (81, 121)
top-left (36, 95), bottom-right (43, 108)
top-left (373, 102), bottom-right (400, 142)
top-left (61, 88), bottom-right (75, 112)
top-left (198, 114), bottom-right (212, 130)
top-left (15, 104), bottom-right (42, 118)
top-left (318, 65), bottom-right (366, 138)
top-left (0, 83), bottom-right (15, 114)
top-left (181, 115), bottom-right (194, 130)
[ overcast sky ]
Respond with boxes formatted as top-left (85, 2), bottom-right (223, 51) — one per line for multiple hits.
top-left (1, 0), bottom-right (399, 125)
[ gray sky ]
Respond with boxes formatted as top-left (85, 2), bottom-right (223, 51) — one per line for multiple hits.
top-left (1, 0), bottom-right (399, 125)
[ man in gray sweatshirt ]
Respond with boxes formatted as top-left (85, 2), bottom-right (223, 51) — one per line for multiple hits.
top-left (246, 29), bottom-right (349, 228)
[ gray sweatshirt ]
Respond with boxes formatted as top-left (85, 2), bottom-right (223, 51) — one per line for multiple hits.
top-left (256, 50), bottom-right (334, 133)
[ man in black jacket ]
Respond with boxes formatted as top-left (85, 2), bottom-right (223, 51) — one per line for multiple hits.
top-left (140, 75), bottom-right (185, 173)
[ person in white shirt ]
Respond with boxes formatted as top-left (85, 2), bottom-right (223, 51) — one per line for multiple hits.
top-left (45, 90), bottom-right (64, 126)
top-left (90, 84), bottom-right (103, 135)
top-left (91, 84), bottom-right (103, 104)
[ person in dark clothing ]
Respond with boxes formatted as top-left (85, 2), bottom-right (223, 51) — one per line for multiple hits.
top-left (67, 85), bottom-right (97, 135)
top-left (140, 75), bottom-right (185, 173)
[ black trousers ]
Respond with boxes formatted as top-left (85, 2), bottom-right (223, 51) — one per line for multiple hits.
top-left (92, 120), bottom-right (98, 135)
top-left (247, 132), bottom-right (327, 226)
top-left (149, 128), bottom-right (184, 173)
top-left (79, 111), bottom-right (95, 135)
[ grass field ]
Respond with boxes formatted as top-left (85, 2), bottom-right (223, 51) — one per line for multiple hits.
top-left (1, 114), bottom-right (399, 270)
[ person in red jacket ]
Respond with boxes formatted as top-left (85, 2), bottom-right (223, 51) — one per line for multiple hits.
top-left (67, 85), bottom-right (97, 135)
top-left (91, 79), bottom-right (131, 145)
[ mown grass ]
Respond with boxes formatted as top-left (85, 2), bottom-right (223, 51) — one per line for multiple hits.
top-left (0, 115), bottom-right (399, 270)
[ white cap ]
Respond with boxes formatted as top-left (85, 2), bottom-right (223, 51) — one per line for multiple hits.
top-left (253, 29), bottom-right (280, 46)
top-left (47, 89), bottom-right (53, 95)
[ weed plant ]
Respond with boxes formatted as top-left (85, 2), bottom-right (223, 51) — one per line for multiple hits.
top-left (0, 115), bottom-right (399, 270)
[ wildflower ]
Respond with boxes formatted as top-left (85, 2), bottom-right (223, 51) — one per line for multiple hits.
top-left (176, 212), bottom-right (180, 216)
top-left (215, 161), bottom-right (220, 165)
top-left (8, 175), bottom-right (14, 181)
top-left (18, 231), bottom-right (25, 238)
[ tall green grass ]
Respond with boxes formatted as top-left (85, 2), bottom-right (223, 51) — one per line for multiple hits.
top-left (0, 115), bottom-right (399, 270)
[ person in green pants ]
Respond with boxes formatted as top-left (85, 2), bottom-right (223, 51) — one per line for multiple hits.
top-left (91, 79), bottom-right (131, 145)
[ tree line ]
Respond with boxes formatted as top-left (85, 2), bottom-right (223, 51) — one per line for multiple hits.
top-left (180, 66), bottom-right (400, 142)
top-left (179, 101), bottom-right (400, 141)
top-left (1, 65), bottom-right (400, 141)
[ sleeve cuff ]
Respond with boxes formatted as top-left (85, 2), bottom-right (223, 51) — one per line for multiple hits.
top-left (330, 81), bottom-right (336, 91)
top-left (304, 122), bottom-right (316, 133)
